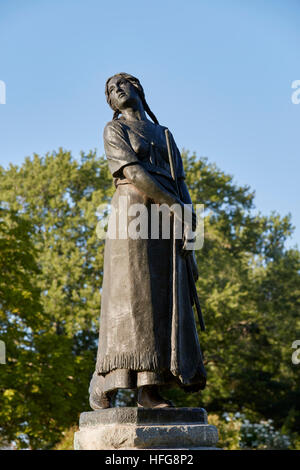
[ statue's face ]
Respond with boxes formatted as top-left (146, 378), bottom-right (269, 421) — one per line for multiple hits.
top-left (107, 76), bottom-right (140, 111)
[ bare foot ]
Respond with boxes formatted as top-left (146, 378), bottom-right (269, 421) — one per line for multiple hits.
top-left (137, 385), bottom-right (174, 408)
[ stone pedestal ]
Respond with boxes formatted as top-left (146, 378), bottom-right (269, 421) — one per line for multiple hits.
top-left (74, 407), bottom-right (218, 450)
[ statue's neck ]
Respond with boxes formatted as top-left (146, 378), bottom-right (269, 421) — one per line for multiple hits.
top-left (121, 104), bottom-right (147, 122)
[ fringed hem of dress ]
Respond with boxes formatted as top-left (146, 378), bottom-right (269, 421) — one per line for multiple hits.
top-left (96, 352), bottom-right (161, 374)
top-left (96, 353), bottom-right (207, 391)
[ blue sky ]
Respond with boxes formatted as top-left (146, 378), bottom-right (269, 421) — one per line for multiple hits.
top-left (0, 0), bottom-right (299, 247)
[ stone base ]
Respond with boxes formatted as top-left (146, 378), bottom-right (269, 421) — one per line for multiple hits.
top-left (74, 407), bottom-right (218, 450)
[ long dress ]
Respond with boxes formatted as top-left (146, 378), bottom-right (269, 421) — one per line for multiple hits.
top-left (92, 117), bottom-right (206, 397)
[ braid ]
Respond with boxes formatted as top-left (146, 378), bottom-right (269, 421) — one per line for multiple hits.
top-left (142, 99), bottom-right (159, 125)
top-left (105, 73), bottom-right (159, 124)
top-left (113, 109), bottom-right (120, 120)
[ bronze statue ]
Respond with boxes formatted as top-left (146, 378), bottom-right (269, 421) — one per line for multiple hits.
top-left (89, 73), bottom-right (206, 409)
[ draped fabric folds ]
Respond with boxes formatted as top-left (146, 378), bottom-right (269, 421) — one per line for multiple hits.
top-left (94, 118), bottom-right (206, 393)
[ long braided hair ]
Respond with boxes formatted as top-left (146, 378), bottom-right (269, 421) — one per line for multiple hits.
top-left (105, 73), bottom-right (159, 124)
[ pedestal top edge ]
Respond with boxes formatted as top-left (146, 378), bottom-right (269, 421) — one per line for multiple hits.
top-left (79, 407), bottom-right (208, 427)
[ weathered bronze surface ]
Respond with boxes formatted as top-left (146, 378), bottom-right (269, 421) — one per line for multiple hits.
top-left (89, 73), bottom-right (206, 409)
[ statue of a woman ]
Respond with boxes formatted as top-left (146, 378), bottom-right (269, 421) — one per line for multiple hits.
top-left (89, 73), bottom-right (206, 409)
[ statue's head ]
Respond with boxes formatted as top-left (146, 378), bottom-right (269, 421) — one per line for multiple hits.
top-left (105, 73), bottom-right (158, 124)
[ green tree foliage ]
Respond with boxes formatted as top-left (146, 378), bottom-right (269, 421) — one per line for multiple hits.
top-left (0, 150), bottom-right (113, 448)
top-left (0, 207), bottom-right (42, 447)
top-left (165, 152), bottom-right (300, 438)
top-left (0, 149), bottom-right (299, 448)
